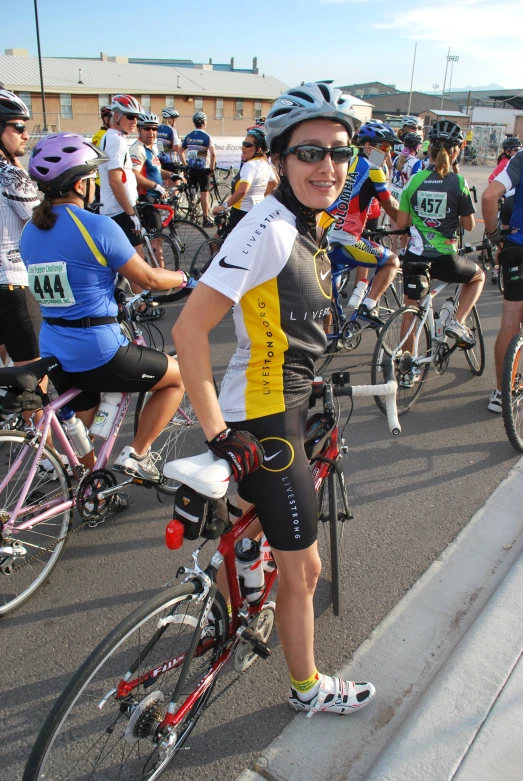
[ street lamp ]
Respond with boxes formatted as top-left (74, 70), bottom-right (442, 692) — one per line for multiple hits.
top-left (447, 55), bottom-right (460, 97)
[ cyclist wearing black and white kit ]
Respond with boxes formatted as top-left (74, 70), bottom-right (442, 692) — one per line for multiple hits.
top-left (174, 82), bottom-right (376, 716)
top-left (0, 90), bottom-right (42, 367)
top-left (483, 147), bottom-right (523, 412)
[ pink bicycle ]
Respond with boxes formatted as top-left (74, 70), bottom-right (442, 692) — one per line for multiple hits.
top-left (0, 290), bottom-right (201, 617)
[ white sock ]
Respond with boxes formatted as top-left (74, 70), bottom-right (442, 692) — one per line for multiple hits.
top-left (362, 297), bottom-right (377, 309)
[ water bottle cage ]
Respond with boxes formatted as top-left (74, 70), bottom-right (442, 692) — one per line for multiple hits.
top-left (173, 485), bottom-right (232, 542)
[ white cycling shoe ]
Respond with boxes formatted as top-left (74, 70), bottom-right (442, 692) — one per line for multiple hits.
top-left (288, 674), bottom-right (376, 718)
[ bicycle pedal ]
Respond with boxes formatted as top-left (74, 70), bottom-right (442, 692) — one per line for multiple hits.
top-left (237, 628), bottom-right (271, 659)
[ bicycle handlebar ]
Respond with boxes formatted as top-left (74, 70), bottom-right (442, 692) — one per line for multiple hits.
top-left (363, 227), bottom-right (410, 239)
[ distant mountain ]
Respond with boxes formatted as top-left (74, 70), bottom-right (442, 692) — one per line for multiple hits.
top-left (448, 83), bottom-right (504, 92)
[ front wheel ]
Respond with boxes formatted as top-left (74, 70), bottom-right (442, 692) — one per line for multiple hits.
top-left (464, 305), bottom-right (485, 376)
top-left (372, 305), bottom-right (432, 415)
top-left (317, 469), bottom-right (350, 616)
top-left (502, 331), bottom-right (523, 452)
top-left (24, 581), bottom-right (229, 781)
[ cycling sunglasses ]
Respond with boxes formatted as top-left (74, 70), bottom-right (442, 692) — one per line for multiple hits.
top-left (282, 145), bottom-right (353, 163)
top-left (122, 113), bottom-right (138, 121)
top-left (242, 140), bottom-right (256, 148)
top-left (5, 122), bottom-right (27, 134)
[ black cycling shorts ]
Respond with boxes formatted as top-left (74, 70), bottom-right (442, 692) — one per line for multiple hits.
top-left (187, 168), bottom-right (211, 193)
top-left (500, 243), bottom-right (523, 302)
top-left (403, 250), bottom-right (477, 285)
top-left (0, 288), bottom-right (42, 362)
top-left (111, 212), bottom-right (143, 248)
top-left (226, 401), bottom-right (318, 552)
top-left (49, 341), bottom-right (169, 412)
top-left (138, 199), bottom-right (163, 233)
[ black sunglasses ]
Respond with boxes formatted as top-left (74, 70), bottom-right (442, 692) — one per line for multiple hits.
top-left (122, 113), bottom-right (137, 121)
top-left (242, 141), bottom-right (256, 148)
top-left (282, 145), bottom-right (353, 163)
top-left (5, 122), bottom-right (27, 134)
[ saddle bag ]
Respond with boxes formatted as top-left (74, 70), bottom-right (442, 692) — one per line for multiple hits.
top-left (173, 485), bottom-right (231, 542)
top-left (404, 261), bottom-right (431, 300)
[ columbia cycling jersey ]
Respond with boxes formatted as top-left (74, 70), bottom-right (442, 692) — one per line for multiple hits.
top-left (181, 129), bottom-right (211, 169)
top-left (495, 150), bottom-right (523, 247)
top-left (129, 139), bottom-right (163, 197)
top-left (399, 165), bottom-right (475, 257)
top-left (200, 194), bottom-right (332, 421)
top-left (327, 152), bottom-right (391, 245)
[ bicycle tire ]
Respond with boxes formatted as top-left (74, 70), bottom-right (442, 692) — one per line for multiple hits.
top-left (317, 469), bottom-right (349, 616)
top-left (134, 352), bottom-right (218, 480)
top-left (23, 581), bottom-right (229, 781)
top-left (168, 219), bottom-right (208, 274)
top-left (314, 303), bottom-right (343, 376)
top-left (464, 305), bottom-right (485, 376)
top-left (0, 431), bottom-right (73, 617)
top-left (498, 263), bottom-right (504, 295)
top-left (501, 331), bottom-right (523, 452)
top-left (372, 305), bottom-right (431, 415)
top-left (190, 236), bottom-right (223, 276)
top-left (479, 230), bottom-right (492, 271)
top-left (211, 182), bottom-right (230, 206)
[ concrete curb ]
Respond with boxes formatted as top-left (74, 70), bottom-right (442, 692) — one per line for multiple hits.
top-left (236, 458), bottom-right (523, 781)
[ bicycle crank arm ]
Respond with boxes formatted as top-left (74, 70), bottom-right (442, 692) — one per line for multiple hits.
top-left (96, 477), bottom-right (134, 500)
top-left (236, 627), bottom-right (272, 659)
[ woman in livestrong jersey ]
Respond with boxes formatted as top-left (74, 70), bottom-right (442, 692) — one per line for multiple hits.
top-left (174, 83), bottom-right (377, 716)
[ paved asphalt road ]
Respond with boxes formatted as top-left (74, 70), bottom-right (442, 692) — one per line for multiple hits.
top-left (2, 164), bottom-right (519, 781)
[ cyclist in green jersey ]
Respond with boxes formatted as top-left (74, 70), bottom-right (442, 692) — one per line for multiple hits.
top-left (398, 120), bottom-right (484, 347)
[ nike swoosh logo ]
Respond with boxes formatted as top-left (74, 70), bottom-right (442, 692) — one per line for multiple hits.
top-left (219, 256), bottom-right (249, 271)
top-left (264, 450), bottom-right (283, 462)
top-left (320, 269), bottom-right (330, 280)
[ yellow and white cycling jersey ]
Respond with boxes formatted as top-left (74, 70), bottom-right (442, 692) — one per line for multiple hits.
top-left (232, 158), bottom-right (277, 213)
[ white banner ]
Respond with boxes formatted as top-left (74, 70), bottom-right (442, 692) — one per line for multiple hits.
top-left (213, 137), bottom-right (243, 170)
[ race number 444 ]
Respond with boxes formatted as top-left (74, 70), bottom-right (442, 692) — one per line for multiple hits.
top-left (28, 261), bottom-right (76, 307)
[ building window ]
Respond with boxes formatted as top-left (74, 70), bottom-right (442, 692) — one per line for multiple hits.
top-left (254, 101), bottom-right (262, 119)
top-left (18, 92), bottom-right (32, 118)
top-left (236, 99), bottom-right (244, 120)
top-left (98, 94), bottom-right (110, 110)
top-left (194, 97), bottom-right (203, 112)
top-left (215, 98), bottom-right (223, 119)
top-left (165, 96), bottom-right (175, 108)
top-left (60, 93), bottom-right (73, 119)
top-left (141, 95), bottom-right (151, 111)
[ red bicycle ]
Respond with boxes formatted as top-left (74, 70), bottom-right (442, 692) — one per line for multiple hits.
top-left (24, 360), bottom-right (399, 781)
top-left (137, 200), bottom-right (208, 276)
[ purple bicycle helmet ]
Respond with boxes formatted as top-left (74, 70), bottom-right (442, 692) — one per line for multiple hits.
top-left (29, 132), bottom-right (109, 194)
top-left (358, 122), bottom-right (401, 146)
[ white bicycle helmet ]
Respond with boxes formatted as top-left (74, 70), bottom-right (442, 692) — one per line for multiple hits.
top-left (265, 82), bottom-right (360, 154)
top-left (0, 89), bottom-right (30, 120)
top-left (162, 107), bottom-right (180, 119)
top-left (138, 112), bottom-right (159, 127)
top-left (402, 115), bottom-right (421, 129)
top-left (110, 94), bottom-right (143, 116)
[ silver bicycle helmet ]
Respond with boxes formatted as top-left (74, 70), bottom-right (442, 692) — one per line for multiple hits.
top-left (265, 82), bottom-right (361, 154)
top-left (193, 111), bottom-right (207, 127)
top-left (0, 89), bottom-right (30, 120)
top-left (162, 107), bottom-right (180, 119)
top-left (137, 112), bottom-right (159, 127)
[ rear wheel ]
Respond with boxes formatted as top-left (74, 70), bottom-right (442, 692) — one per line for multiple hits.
top-left (463, 305), bottom-right (485, 376)
top-left (0, 432), bottom-right (72, 616)
top-left (168, 219), bottom-right (208, 274)
top-left (23, 581), bottom-right (229, 781)
top-left (372, 305), bottom-right (431, 415)
top-left (143, 232), bottom-right (179, 296)
top-left (190, 237), bottom-right (223, 276)
top-left (502, 331), bottom-right (523, 452)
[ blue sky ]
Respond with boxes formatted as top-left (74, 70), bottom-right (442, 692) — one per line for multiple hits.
top-left (1, 0), bottom-right (521, 94)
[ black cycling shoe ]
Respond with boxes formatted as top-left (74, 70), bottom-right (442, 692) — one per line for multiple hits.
top-left (202, 218), bottom-right (215, 229)
top-left (357, 303), bottom-right (385, 327)
top-left (135, 305), bottom-right (165, 322)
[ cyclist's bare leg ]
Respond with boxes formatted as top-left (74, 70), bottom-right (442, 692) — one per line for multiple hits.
top-left (200, 191), bottom-right (210, 220)
top-left (271, 543), bottom-right (322, 681)
top-left (216, 497), bottom-right (261, 603)
top-left (354, 265), bottom-right (368, 290)
top-left (494, 300), bottom-right (523, 390)
top-left (132, 355), bottom-right (184, 455)
top-left (455, 266), bottom-right (485, 323)
top-left (400, 297), bottom-right (419, 354)
top-left (366, 255), bottom-right (400, 300)
top-left (152, 236), bottom-right (165, 268)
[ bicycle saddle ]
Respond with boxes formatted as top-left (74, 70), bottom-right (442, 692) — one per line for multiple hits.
top-left (0, 356), bottom-right (60, 391)
top-left (163, 450), bottom-right (232, 499)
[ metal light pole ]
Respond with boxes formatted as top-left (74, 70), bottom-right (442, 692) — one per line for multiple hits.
top-left (34, 0), bottom-right (47, 131)
top-left (447, 55), bottom-right (460, 97)
top-left (407, 42), bottom-right (417, 115)
top-left (440, 47), bottom-right (451, 109)
top-left (433, 83), bottom-right (439, 109)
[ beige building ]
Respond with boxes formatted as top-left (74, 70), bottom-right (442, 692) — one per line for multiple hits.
top-left (0, 49), bottom-right (288, 136)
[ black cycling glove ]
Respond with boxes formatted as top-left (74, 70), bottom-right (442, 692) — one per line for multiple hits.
top-left (206, 428), bottom-right (265, 482)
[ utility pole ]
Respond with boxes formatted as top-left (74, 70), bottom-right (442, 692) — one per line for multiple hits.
top-left (407, 43), bottom-right (417, 115)
top-left (447, 55), bottom-right (460, 97)
top-left (34, 0), bottom-right (47, 131)
top-left (440, 46), bottom-right (451, 109)
top-left (432, 83), bottom-right (439, 109)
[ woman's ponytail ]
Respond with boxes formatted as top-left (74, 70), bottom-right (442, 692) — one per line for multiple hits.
top-left (396, 153), bottom-right (407, 174)
top-left (31, 197), bottom-right (58, 231)
top-left (430, 143), bottom-right (456, 178)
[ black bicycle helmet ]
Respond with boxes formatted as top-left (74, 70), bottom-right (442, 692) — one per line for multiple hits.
top-left (428, 120), bottom-right (464, 145)
top-left (502, 136), bottom-right (522, 151)
top-left (402, 132), bottom-right (423, 148)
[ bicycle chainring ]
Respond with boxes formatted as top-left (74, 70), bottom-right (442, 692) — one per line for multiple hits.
top-left (233, 601), bottom-right (276, 673)
top-left (340, 320), bottom-right (362, 351)
top-left (77, 469), bottom-right (118, 527)
top-left (434, 343), bottom-right (451, 375)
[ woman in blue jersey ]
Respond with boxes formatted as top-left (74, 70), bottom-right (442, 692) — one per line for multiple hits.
top-left (174, 83), bottom-right (377, 716)
top-left (21, 133), bottom-right (189, 479)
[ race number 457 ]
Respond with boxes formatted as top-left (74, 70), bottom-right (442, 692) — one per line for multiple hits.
top-left (417, 190), bottom-right (447, 220)
top-left (28, 261), bottom-right (76, 307)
